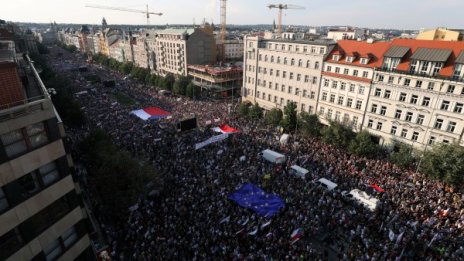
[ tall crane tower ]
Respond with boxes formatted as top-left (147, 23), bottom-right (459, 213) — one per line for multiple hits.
top-left (85, 4), bottom-right (163, 25)
top-left (267, 4), bottom-right (305, 35)
top-left (220, 0), bottom-right (227, 62)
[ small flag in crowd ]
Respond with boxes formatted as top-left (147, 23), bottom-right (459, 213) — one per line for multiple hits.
top-left (370, 183), bottom-right (385, 193)
top-left (219, 216), bottom-right (230, 224)
top-left (290, 228), bottom-right (303, 244)
top-left (261, 220), bottom-right (272, 229)
top-left (213, 124), bottom-right (239, 134)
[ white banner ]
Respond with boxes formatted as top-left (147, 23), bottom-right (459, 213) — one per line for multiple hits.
top-left (195, 133), bottom-right (229, 150)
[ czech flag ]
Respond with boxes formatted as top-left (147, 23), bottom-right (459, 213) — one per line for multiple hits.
top-left (212, 124), bottom-right (239, 134)
top-left (290, 228), bottom-right (303, 244)
top-left (131, 107), bottom-right (171, 121)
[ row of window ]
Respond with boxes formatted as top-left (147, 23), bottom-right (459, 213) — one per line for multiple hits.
top-left (1, 122), bottom-right (49, 158)
top-left (321, 92), bottom-right (363, 110)
top-left (254, 67), bottom-right (319, 83)
top-left (255, 54), bottom-right (321, 69)
top-left (326, 65), bottom-right (370, 78)
top-left (377, 74), bottom-right (464, 94)
top-left (318, 107), bottom-right (359, 128)
top-left (323, 79), bottom-right (367, 95)
top-left (261, 42), bottom-right (326, 54)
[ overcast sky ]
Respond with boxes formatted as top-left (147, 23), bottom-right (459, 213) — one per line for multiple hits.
top-left (1, 0), bottom-right (463, 29)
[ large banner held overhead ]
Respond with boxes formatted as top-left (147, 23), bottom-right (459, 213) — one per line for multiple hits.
top-left (131, 107), bottom-right (171, 121)
top-left (228, 183), bottom-right (285, 217)
top-left (195, 133), bottom-right (229, 150)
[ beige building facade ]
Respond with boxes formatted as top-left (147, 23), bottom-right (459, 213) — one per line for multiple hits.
top-left (242, 36), bottom-right (335, 113)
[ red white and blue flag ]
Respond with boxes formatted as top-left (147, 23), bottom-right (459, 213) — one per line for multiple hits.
top-left (131, 107), bottom-right (171, 121)
top-left (290, 228), bottom-right (303, 244)
top-left (213, 124), bottom-right (239, 134)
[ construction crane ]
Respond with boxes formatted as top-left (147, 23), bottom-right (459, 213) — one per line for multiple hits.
top-left (220, 0), bottom-right (227, 62)
top-left (267, 4), bottom-right (305, 35)
top-left (85, 4), bottom-right (162, 25)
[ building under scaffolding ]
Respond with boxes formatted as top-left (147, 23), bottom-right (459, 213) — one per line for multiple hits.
top-left (187, 64), bottom-right (242, 99)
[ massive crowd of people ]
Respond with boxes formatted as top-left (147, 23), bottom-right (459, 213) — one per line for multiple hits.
top-left (47, 48), bottom-right (464, 260)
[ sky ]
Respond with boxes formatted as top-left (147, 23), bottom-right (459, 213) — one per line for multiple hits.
top-left (1, 0), bottom-right (464, 30)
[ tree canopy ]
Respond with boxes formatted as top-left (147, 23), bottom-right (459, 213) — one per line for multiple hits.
top-left (281, 102), bottom-right (298, 132)
top-left (264, 108), bottom-right (283, 127)
top-left (298, 112), bottom-right (322, 137)
top-left (420, 143), bottom-right (464, 187)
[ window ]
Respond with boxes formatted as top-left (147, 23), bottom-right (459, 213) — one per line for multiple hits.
top-left (327, 109), bottom-right (333, 119)
top-left (314, 61), bottom-right (320, 69)
top-left (401, 129), bottom-right (408, 138)
top-left (282, 71), bottom-right (287, 78)
top-left (443, 139), bottom-right (450, 144)
top-left (298, 59), bottom-right (303, 67)
top-left (353, 70), bottom-right (358, 76)
top-left (284, 58), bottom-right (288, 65)
top-left (349, 84), bottom-right (355, 92)
top-left (376, 122), bottom-right (383, 131)
top-left (427, 82), bottom-right (435, 90)
top-left (338, 96), bottom-right (344, 105)
top-left (404, 78), bottom-right (411, 86)
top-left (269, 82), bottom-right (272, 88)
top-left (447, 85), bottom-right (455, 94)
top-left (303, 90), bottom-right (307, 97)
top-left (441, 100), bottom-right (450, 111)
top-left (340, 82), bottom-right (346, 90)
top-left (362, 71), bottom-right (368, 78)
top-left (295, 88), bottom-right (299, 96)
top-left (410, 95), bottom-right (418, 104)
top-left (352, 116), bottom-right (358, 128)
top-left (312, 77), bottom-right (318, 84)
top-left (388, 76), bottom-right (394, 84)
top-left (371, 104), bottom-right (378, 113)
top-left (275, 83), bottom-right (278, 90)
top-left (447, 121), bottom-right (456, 133)
top-left (276, 70), bottom-right (280, 77)
top-left (297, 74), bottom-right (301, 81)
top-left (343, 68), bottom-right (349, 74)
top-left (384, 90), bottom-right (391, 99)
top-left (380, 106), bottom-right (387, 115)
top-left (289, 72), bottom-right (294, 80)
top-left (395, 110), bottom-right (402, 119)
top-left (288, 86), bottom-right (292, 94)
top-left (311, 91), bottom-right (316, 99)
top-left (330, 94), bottom-right (336, 103)
top-left (378, 74), bottom-right (384, 82)
top-left (281, 85), bottom-right (285, 93)
top-left (335, 111), bottom-right (341, 121)
top-left (332, 81), bottom-right (338, 89)
top-left (422, 97), bottom-right (430, 107)
top-left (335, 67), bottom-right (340, 73)
top-left (416, 114), bottom-right (425, 125)
top-left (319, 107), bottom-right (325, 115)
top-left (291, 58), bottom-right (295, 66)
top-left (412, 132), bottom-right (419, 141)
top-left (304, 75), bottom-right (309, 83)
top-left (324, 79), bottom-right (329, 87)
top-left (301, 104), bottom-right (305, 112)
top-left (1, 130), bottom-right (27, 157)
top-left (416, 80), bottom-right (423, 88)
top-left (368, 120), bottom-right (374, 128)
top-left (44, 238), bottom-right (63, 261)
top-left (347, 98), bottom-right (353, 107)
top-left (405, 112), bottom-right (413, 122)
top-left (434, 118), bottom-right (443, 129)
top-left (62, 226), bottom-right (79, 248)
top-left (391, 126), bottom-right (397, 135)
top-left (454, 103), bottom-right (463, 113)
top-left (374, 88), bottom-right (381, 96)
top-left (399, 93), bottom-right (407, 102)
top-left (358, 86), bottom-right (365, 95)
top-left (271, 56), bottom-right (274, 62)
top-left (0, 188), bottom-right (8, 212)
top-left (306, 60), bottom-right (311, 68)
top-left (0, 228), bottom-right (23, 260)
top-left (428, 136), bottom-right (436, 145)
top-left (277, 57), bottom-right (281, 63)
top-left (356, 100), bottom-right (362, 110)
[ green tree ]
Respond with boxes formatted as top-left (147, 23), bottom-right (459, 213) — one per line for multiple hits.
top-left (186, 82), bottom-right (195, 98)
top-left (172, 76), bottom-right (190, 95)
top-left (163, 73), bottom-right (175, 91)
top-left (281, 101), bottom-right (297, 132)
top-left (238, 102), bottom-right (250, 117)
top-left (322, 120), bottom-right (356, 148)
top-left (420, 143), bottom-right (464, 186)
top-left (248, 103), bottom-right (263, 120)
top-left (298, 112), bottom-right (322, 137)
top-left (389, 141), bottom-right (417, 168)
top-left (264, 108), bottom-right (283, 127)
top-left (119, 62), bottom-right (134, 75)
top-left (348, 130), bottom-right (379, 157)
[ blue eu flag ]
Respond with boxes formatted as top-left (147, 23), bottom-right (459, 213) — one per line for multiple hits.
top-left (228, 183), bottom-right (285, 217)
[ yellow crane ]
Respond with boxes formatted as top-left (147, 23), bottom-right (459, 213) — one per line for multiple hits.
top-left (267, 4), bottom-right (305, 35)
top-left (85, 4), bottom-right (163, 25)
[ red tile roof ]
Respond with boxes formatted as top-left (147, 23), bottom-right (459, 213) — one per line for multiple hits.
top-left (390, 38), bottom-right (464, 77)
top-left (325, 40), bottom-right (391, 68)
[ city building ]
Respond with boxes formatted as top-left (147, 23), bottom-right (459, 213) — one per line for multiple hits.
top-left (318, 40), bottom-right (390, 130)
top-left (242, 35), bottom-right (335, 112)
top-left (133, 34), bottom-right (149, 69)
top-left (417, 28), bottom-right (462, 41)
top-left (365, 39), bottom-right (464, 148)
top-left (108, 39), bottom-right (124, 62)
top-left (0, 41), bottom-right (93, 260)
top-left (222, 39), bottom-right (244, 60)
top-left (327, 27), bottom-right (365, 41)
top-left (188, 64), bottom-right (243, 98)
top-left (154, 25), bottom-right (217, 76)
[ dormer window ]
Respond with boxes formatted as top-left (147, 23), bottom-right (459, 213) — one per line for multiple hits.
top-left (360, 57), bottom-right (369, 65)
top-left (346, 56), bottom-right (354, 63)
top-left (332, 55), bottom-right (340, 61)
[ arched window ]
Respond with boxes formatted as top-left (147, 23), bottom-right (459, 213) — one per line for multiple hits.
top-left (271, 56), bottom-right (274, 63)
top-left (284, 58), bottom-right (288, 65)
top-left (264, 55), bottom-right (268, 62)
top-left (306, 60), bottom-right (311, 68)
top-left (315, 61), bottom-right (320, 69)
top-left (298, 59), bottom-right (303, 67)
top-left (277, 56), bottom-right (281, 63)
top-left (291, 58), bottom-right (295, 66)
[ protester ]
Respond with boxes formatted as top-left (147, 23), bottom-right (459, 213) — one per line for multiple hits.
top-left (47, 48), bottom-right (464, 261)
